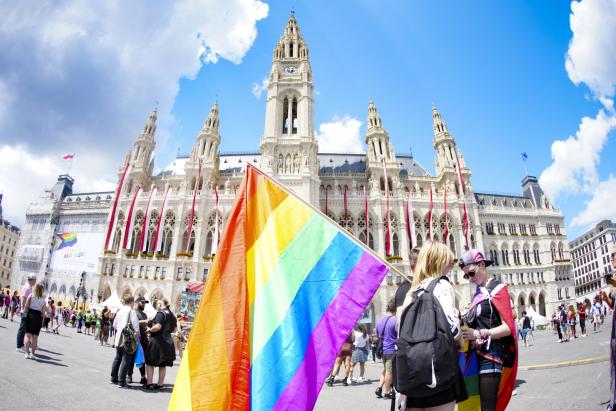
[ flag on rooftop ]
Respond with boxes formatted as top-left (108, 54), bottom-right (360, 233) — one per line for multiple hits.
top-left (521, 152), bottom-right (528, 161)
top-left (168, 164), bottom-right (390, 411)
top-left (63, 154), bottom-right (74, 160)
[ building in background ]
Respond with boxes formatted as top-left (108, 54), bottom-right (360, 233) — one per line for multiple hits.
top-left (96, 14), bottom-right (573, 324)
top-left (12, 174), bottom-right (113, 307)
top-left (569, 220), bottom-right (616, 301)
top-left (0, 194), bottom-right (20, 289)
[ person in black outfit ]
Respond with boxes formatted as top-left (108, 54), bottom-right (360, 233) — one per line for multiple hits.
top-left (128, 296), bottom-right (150, 385)
top-left (394, 247), bottom-right (421, 316)
top-left (145, 298), bottom-right (177, 390)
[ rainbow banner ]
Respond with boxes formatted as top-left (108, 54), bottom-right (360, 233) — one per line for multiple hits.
top-left (168, 164), bottom-right (390, 411)
top-left (56, 232), bottom-right (77, 250)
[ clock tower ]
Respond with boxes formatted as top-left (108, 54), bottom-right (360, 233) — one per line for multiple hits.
top-left (259, 13), bottom-right (319, 204)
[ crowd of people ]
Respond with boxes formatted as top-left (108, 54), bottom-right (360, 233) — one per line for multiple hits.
top-left (2, 273), bottom-right (188, 394)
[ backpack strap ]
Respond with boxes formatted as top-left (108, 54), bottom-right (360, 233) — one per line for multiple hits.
top-left (425, 278), bottom-right (441, 294)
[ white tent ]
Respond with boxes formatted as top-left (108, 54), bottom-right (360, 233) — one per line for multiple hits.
top-left (143, 303), bottom-right (157, 319)
top-left (92, 292), bottom-right (123, 313)
top-left (526, 306), bottom-right (547, 326)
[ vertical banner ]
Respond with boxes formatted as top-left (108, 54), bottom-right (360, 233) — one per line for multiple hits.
top-left (185, 160), bottom-right (202, 253)
top-left (123, 185), bottom-right (142, 250)
top-left (364, 186), bottom-right (369, 244)
top-left (405, 187), bottom-right (416, 249)
top-left (443, 187), bottom-right (449, 246)
top-left (154, 183), bottom-right (171, 253)
top-left (428, 185), bottom-right (433, 240)
top-left (103, 161), bottom-right (130, 251)
top-left (139, 184), bottom-right (157, 253)
top-left (383, 158), bottom-right (392, 256)
top-left (325, 186), bottom-right (328, 215)
top-left (454, 151), bottom-right (471, 249)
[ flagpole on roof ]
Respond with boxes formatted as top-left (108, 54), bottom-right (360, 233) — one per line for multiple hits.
top-left (521, 152), bottom-right (528, 177)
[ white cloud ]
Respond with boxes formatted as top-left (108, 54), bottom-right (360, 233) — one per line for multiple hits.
top-left (539, 108), bottom-right (616, 198)
top-left (571, 175), bottom-right (616, 227)
top-left (565, 0), bottom-right (616, 101)
top-left (0, 0), bottom-right (268, 224)
top-left (316, 116), bottom-right (364, 153)
top-left (251, 77), bottom-right (269, 99)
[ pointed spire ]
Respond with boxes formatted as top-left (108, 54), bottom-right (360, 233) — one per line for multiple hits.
top-left (138, 107), bottom-right (157, 139)
top-left (432, 104), bottom-right (449, 135)
top-left (367, 100), bottom-right (383, 132)
top-left (273, 13), bottom-right (309, 61)
top-left (203, 101), bottom-right (220, 132)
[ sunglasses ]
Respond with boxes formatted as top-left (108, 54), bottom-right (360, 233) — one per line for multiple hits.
top-left (463, 270), bottom-right (477, 280)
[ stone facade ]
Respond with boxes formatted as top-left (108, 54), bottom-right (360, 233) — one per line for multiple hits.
top-left (569, 220), bottom-right (616, 301)
top-left (94, 15), bottom-right (573, 324)
top-left (0, 195), bottom-right (20, 289)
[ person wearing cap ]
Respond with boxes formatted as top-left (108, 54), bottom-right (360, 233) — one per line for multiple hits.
top-left (126, 296), bottom-right (149, 385)
top-left (600, 244), bottom-right (616, 411)
top-left (459, 250), bottom-right (517, 411)
top-left (16, 274), bottom-right (36, 352)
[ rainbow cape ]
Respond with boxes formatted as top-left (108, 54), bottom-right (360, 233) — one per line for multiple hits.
top-left (458, 281), bottom-right (518, 411)
top-left (56, 232), bottom-right (77, 250)
top-left (168, 165), bottom-right (390, 411)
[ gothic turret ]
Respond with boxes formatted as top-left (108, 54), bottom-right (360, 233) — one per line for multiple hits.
top-left (124, 108), bottom-right (157, 195)
top-left (432, 105), bottom-right (467, 174)
top-left (259, 14), bottom-right (319, 204)
top-left (186, 102), bottom-right (221, 191)
top-left (365, 101), bottom-right (399, 192)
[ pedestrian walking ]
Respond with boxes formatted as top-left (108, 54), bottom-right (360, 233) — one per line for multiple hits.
top-left (145, 298), bottom-right (176, 390)
top-left (53, 302), bottom-right (64, 334)
top-left (326, 332), bottom-right (353, 387)
top-left (559, 305), bottom-right (569, 341)
top-left (520, 311), bottom-right (533, 347)
top-left (172, 313), bottom-right (185, 360)
top-left (349, 324), bottom-right (369, 383)
top-left (370, 331), bottom-right (378, 363)
top-left (0, 289), bottom-right (5, 318)
top-left (568, 305), bottom-right (577, 339)
top-left (110, 295), bottom-right (140, 388)
top-left (460, 249), bottom-right (517, 411)
top-left (601, 244), bottom-right (616, 411)
top-left (374, 298), bottom-right (397, 400)
top-left (100, 307), bottom-right (111, 345)
top-left (23, 283), bottom-right (46, 359)
top-left (3, 289), bottom-right (10, 318)
top-left (16, 274), bottom-right (35, 352)
top-left (578, 302), bottom-right (587, 337)
top-left (593, 298), bottom-right (603, 332)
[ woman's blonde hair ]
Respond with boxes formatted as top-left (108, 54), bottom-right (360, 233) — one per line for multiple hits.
top-left (411, 240), bottom-right (455, 290)
top-left (33, 283), bottom-right (44, 299)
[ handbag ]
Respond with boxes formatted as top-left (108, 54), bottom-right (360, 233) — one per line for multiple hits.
top-left (376, 316), bottom-right (393, 360)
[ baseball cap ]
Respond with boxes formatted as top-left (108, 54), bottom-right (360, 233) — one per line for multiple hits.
top-left (136, 296), bottom-right (149, 303)
top-left (27, 274), bottom-right (37, 280)
top-left (459, 249), bottom-right (493, 268)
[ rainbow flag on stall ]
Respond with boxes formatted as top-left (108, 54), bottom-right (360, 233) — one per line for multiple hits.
top-left (56, 232), bottom-right (77, 250)
top-left (168, 164), bottom-right (390, 411)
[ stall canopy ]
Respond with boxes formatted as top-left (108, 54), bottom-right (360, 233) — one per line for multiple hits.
top-left (92, 292), bottom-right (123, 312)
top-left (186, 280), bottom-right (205, 293)
top-left (526, 306), bottom-right (547, 326)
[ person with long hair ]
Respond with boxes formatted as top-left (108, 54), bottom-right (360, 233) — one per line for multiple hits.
top-left (326, 331), bottom-right (354, 387)
top-left (100, 307), bottom-right (110, 345)
top-left (568, 305), bottom-right (577, 340)
top-left (172, 313), bottom-right (185, 360)
top-left (460, 249), bottom-right (517, 411)
top-left (23, 283), bottom-right (47, 359)
top-left (53, 301), bottom-right (64, 334)
top-left (399, 240), bottom-right (466, 411)
top-left (349, 324), bottom-right (369, 383)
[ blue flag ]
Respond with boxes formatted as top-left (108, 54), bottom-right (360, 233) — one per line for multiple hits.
top-left (521, 152), bottom-right (528, 161)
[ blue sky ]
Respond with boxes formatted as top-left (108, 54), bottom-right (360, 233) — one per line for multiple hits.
top-left (0, 0), bottom-right (615, 238)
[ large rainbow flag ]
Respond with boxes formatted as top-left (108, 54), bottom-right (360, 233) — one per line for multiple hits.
top-left (56, 232), bottom-right (77, 250)
top-left (168, 165), bottom-right (390, 411)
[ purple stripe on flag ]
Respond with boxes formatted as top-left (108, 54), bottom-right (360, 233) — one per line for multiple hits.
top-left (272, 252), bottom-right (389, 411)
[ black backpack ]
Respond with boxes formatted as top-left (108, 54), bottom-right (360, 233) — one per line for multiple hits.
top-left (394, 278), bottom-right (458, 397)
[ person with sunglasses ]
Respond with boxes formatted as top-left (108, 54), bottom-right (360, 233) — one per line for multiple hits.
top-left (458, 250), bottom-right (518, 411)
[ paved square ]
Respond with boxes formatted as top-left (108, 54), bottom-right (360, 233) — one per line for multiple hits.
top-left (0, 317), bottom-right (611, 410)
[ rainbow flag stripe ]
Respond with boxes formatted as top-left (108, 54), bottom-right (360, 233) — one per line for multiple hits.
top-left (56, 232), bottom-right (77, 250)
top-left (168, 165), bottom-right (389, 411)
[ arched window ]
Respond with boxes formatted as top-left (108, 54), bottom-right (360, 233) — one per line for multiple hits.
top-left (291, 97), bottom-right (298, 133)
top-left (205, 230), bottom-right (214, 256)
top-left (112, 228), bottom-right (122, 253)
top-left (448, 234), bottom-right (456, 255)
top-left (416, 233), bottom-right (423, 248)
top-left (282, 97), bottom-right (289, 133)
top-left (392, 233), bottom-right (400, 256)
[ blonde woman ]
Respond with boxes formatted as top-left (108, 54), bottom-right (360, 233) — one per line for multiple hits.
top-left (399, 240), bottom-right (466, 411)
top-left (23, 283), bottom-right (47, 359)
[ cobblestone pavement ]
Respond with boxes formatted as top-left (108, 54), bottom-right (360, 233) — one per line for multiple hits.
top-left (0, 316), bottom-right (611, 410)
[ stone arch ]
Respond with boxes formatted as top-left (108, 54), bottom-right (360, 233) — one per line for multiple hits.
top-left (120, 286), bottom-right (133, 300)
top-left (517, 292), bottom-right (526, 313)
top-left (150, 288), bottom-right (164, 307)
top-left (134, 287), bottom-right (147, 298)
top-left (101, 284), bottom-right (112, 301)
top-left (58, 284), bottom-right (66, 300)
top-left (49, 283), bottom-right (58, 298)
top-left (538, 292), bottom-right (547, 317)
top-left (528, 291), bottom-right (537, 311)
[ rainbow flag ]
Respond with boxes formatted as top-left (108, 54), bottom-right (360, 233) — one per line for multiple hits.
top-left (168, 165), bottom-right (390, 411)
top-left (56, 232), bottom-right (77, 250)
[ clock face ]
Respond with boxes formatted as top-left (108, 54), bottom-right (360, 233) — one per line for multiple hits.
top-left (284, 66), bottom-right (297, 74)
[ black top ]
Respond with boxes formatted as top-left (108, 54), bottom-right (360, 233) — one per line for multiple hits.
top-left (135, 309), bottom-right (148, 337)
top-left (465, 277), bottom-right (503, 330)
top-left (522, 316), bottom-right (531, 330)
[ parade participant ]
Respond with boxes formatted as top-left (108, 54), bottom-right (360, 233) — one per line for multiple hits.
top-left (3, 289), bottom-right (10, 318)
top-left (397, 240), bottom-right (466, 410)
top-left (128, 297), bottom-right (149, 385)
top-left (100, 307), bottom-right (111, 346)
top-left (374, 298), bottom-right (397, 400)
top-left (145, 298), bottom-right (176, 390)
top-left (559, 305), bottom-right (569, 341)
top-left (568, 305), bottom-right (577, 339)
top-left (460, 249), bottom-right (517, 411)
top-left (16, 274), bottom-right (35, 352)
top-left (600, 244), bottom-right (616, 411)
top-left (578, 302), bottom-right (587, 337)
top-left (90, 308), bottom-right (98, 337)
top-left (43, 298), bottom-right (52, 332)
top-left (349, 324), bottom-right (369, 383)
top-left (23, 283), bottom-right (46, 359)
top-left (77, 309), bottom-right (84, 333)
top-left (110, 295), bottom-right (140, 388)
top-left (325, 332), bottom-right (353, 387)
top-left (84, 309), bottom-right (91, 335)
top-left (370, 330), bottom-right (379, 363)
top-left (520, 311), bottom-right (533, 347)
top-left (10, 290), bottom-right (19, 321)
top-left (593, 298), bottom-right (603, 332)
top-left (53, 302), bottom-right (64, 334)
top-left (0, 289), bottom-right (5, 318)
top-left (172, 313), bottom-right (185, 360)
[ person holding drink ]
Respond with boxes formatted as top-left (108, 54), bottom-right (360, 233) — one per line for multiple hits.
top-left (458, 250), bottom-right (517, 411)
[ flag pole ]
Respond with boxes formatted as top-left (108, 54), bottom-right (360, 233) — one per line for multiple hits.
top-left (66, 153), bottom-right (75, 175)
top-left (246, 164), bottom-right (409, 282)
